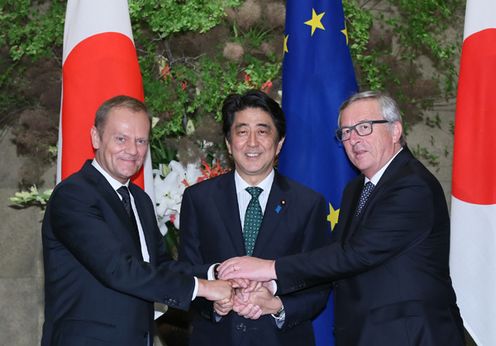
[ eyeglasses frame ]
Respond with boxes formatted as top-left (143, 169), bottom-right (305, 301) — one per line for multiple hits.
top-left (336, 119), bottom-right (390, 142)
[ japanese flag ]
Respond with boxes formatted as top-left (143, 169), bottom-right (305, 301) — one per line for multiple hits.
top-left (58, 0), bottom-right (154, 200)
top-left (450, 0), bottom-right (496, 345)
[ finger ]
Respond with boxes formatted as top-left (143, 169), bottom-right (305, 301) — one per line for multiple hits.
top-left (237, 303), bottom-right (254, 317)
top-left (247, 305), bottom-right (263, 320)
top-left (214, 307), bottom-right (229, 316)
top-left (229, 278), bottom-right (250, 288)
top-left (234, 290), bottom-right (250, 304)
top-left (213, 302), bottom-right (230, 316)
top-left (242, 280), bottom-right (262, 293)
top-left (218, 258), bottom-right (242, 278)
top-left (232, 301), bottom-right (245, 313)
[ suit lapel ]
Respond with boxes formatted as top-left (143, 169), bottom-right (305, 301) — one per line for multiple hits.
top-left (252, 172), bottom-right (289, 256)
top-left (81, 161), bottom-right (144, 258)
top-left (341, 176), bottom-right (365, 241)
top-left (344, 148), bottom-right (414, 240)
top-left (213, 172), bottom-right (246, 255)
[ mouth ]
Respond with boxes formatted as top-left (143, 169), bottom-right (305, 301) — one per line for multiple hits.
top-left (352, 148), bottom-right (367, 159)
top-left (120, 157), bottom-right (138, 165)
top-left (245, 152), bottom-right (261, 158)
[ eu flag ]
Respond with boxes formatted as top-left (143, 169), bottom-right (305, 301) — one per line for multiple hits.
top-left (277, 1), bottom-right (358, 344)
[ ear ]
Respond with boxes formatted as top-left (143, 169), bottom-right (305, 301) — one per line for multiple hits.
top-left (225, 138), bottom-right (232, 155)
top-left (275, 137), bottom-right (285, 156)
top-left (391, 121), bottom-right (403, 143)
top-left (90, 126), bottom-right (101, 150)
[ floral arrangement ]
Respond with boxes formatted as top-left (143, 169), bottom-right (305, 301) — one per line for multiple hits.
top-left (154, 158), bottom-right (230, 234)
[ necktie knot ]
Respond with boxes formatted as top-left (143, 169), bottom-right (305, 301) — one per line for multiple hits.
top-left (356, 182), bottom-right (375, 216)
top-left (246, 186), bottom-right (263, 198)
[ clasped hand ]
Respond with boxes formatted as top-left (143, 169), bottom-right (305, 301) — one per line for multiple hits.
top-left (213, 268), bottom-right (281, 320)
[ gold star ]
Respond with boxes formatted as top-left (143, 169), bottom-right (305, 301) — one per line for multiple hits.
top-left (327, 203), bottom-right (340, 231)
top-left (283, 34), bottom-right (289, 53)
top-left (304, 9), bottom-right (325, 36)
top-left (341, 21), bottom-right (349, 45)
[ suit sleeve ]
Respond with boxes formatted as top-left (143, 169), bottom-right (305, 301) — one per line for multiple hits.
top-left (48, 181), bottom-right (195, 310)
top-left (277, 194), bottom-right (332, 330)
top-left (276, 175), bottom-right (435, 294)
top-left (178, 188), bottom-right (215, 319)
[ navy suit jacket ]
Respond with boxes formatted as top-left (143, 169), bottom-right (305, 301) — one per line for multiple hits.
top-left (179, 171), bottom-right (331, 346)
top-left (41, 161), bottom-right (207, 346)
top-left (275, 148), bottom-right (465, 346)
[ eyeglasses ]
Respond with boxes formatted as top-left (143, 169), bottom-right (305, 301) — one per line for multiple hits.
top-left (336, 120), bottom-right (389, 142)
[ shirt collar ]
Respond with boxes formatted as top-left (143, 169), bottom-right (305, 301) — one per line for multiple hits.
top-left (91, 159), bottom-right (130, 191)
top-left (234, 169), bottom-right (275, 193)
top-left (366, 147), bottom-right (403, 185)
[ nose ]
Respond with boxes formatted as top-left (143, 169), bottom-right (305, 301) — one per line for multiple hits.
top-left (125, 139), bottom-right (138, 155)
top-left (247, 131), bottom-right (257, 146)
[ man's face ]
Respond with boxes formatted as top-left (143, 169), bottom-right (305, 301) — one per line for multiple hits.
top-left (340, 99), bottom-right (401, 178)
top-left (226, 107), bottom-right (284, 185)
top-left (91, 107), bottom-right (150, 183)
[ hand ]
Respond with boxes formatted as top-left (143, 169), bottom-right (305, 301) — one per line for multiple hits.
top-left (228, 278), bottom-right (253, 289)
top-left (233, 285), bottom-right (282, 318)
top-left (211, 278), bottom-right (255, 316)
top-left (197, 279), bottom-right (232, 302)
top-left (213, 297), bottom-right (233, 316)
top-left (217, 256), bottom-right (276, 281)
top-left (233, 299), bottom-right (263, 320)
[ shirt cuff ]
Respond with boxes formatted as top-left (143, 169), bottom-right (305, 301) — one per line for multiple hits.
top-left (191, 276), bottom-right (199, 300)
top-left (207, 263), bottom-right (220, 280)
top-left (271, 297), bottom-right (285, 328)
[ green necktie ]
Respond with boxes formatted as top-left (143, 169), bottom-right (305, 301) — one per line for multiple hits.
top-left (243, 187), bottom-right (263, 256)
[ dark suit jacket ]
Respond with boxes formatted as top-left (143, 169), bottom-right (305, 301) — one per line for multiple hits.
top-left (179, 171), bottom-right (331, 346)
top-left (41, 161), bottom-right (207, 346)
top-left (275, 148), bottom-right (465, 346)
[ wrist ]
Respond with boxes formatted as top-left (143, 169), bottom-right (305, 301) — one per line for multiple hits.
top-left (271, 296), bottom-right (285, 319)
top-left (270, 260), bottom-right (277, 279)
top-left (272, 296), bottom-right (284, 315)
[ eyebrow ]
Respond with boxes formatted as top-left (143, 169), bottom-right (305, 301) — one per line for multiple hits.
top-left (234, 123), bottom-right (272, 129)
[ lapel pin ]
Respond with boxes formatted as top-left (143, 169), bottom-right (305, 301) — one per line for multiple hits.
top-left (275, 200), bottom-right (286, 214)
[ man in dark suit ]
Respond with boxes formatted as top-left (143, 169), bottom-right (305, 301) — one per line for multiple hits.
top-left (178, 90), bottom-right (331, 345)
top-left (41, 95), bottom-right (232, 346)
top-left (218, 91), bottom-right (465, 346)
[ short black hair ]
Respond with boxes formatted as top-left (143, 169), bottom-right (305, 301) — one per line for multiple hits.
top-left (221, 90), bottom-right (286, 142)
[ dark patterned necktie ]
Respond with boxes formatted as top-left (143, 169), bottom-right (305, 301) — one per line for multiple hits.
top-left (243, 187), bottom-right (263, 256)
top-left (356, 182), bottom-right (375, 216)
top-left (117, 186), bottom-right (142, 257)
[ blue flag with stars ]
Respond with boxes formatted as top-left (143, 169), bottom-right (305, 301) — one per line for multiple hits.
top-left (278, 0), bottom-right (358, 344)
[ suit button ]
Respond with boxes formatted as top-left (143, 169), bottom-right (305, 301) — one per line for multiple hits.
top-left (236, 323), bottom-right (247, 332)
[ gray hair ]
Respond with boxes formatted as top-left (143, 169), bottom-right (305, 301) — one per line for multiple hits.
top-left (338, 90), bottom-right (406, 146)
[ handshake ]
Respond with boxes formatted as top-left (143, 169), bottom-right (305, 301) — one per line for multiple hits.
top-left (197, 256), bottom-right (278, 320)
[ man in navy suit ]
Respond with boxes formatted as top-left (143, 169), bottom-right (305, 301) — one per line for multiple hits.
top-left (41, 95), bottom-right (232, 346)
top-left (179, 90), bottom-right (331, 345)
top-left (219, 91), bottom-right (465, 346)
